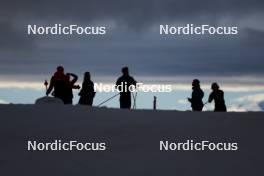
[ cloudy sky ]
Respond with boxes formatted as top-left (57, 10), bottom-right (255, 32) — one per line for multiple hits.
top-left (0, 0), bottom-right (264, 110)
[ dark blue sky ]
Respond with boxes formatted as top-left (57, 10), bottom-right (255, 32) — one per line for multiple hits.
top-left (0, 0), bottom-right (264, 111)
top-left (0, 0), bottom-right (264, 80)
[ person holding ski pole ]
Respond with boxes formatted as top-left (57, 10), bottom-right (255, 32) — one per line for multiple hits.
top-left (116, 66), bottom-right (137, 109)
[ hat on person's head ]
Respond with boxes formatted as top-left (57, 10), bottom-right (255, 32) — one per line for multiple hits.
top-left (211, 82), bottom-right (219, 90)
top-left (122, 66), bottom-right (129, 73)
top-left (192, 79), bottom-right (200, 85)
top-left (57, 66), bottom-right (64, 72)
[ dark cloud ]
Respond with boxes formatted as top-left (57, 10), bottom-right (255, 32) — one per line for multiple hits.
top-left (0, 21), bottom-right (35, 49)
top-left (0, 0), bottom-right (264, 80)
top-left (2, 0), bottom-right (264, 25)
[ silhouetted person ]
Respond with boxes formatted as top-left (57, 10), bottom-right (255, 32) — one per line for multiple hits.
top-left (46, 66), bottom-right (79, 104)
top-left (78, 72), bottom-right (95, 106)
top-left (208, 83), bottom-right (227, 112)
top-left (116, 67), bottom-right (137, 109)
top-left (64, 73), bottom-right (80, 104)
top-left (188, 79), bottom-right (204, 111)
top-left (46, 66), bottom-right (69, 103)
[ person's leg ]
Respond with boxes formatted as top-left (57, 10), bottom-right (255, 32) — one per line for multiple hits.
top-left (64, 99), bottom-right (72, 104)
top-left (124, 96), bottom-right (131, 109)
top-left (78, 96), bottom-right (84, 105)
top-left (88, 97), bottom-right (93, 106)
top-left (120, 98), bottom-right (126, 108)
top-left (120, 95), bottom-right (131, 109)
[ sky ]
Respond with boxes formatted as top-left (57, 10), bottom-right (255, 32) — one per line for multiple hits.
top-left (0, 0), bottom-right (264, 111)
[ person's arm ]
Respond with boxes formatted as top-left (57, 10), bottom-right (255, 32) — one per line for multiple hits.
top-left (46, 77), bottom-right (54, 96)
top-left (91, 82), bottom-right (96, 97)
top-left (132, 77), bottom-right (137, 86)
top-left (91, 82), bottom-right (95, 92)
top-left (116, 78), bottom-right (120, 86)
top-left (188, 91), bottom-right (194, 103)
top-left (201, 90), bottom-right (204, 99)
top-left (72, 85), bottom-right (80, 89)
top-left (116, 78), bottom-right (121, 91)
top-left (68, 73), bottom-right (80, 89)
top-left (220, 90), bottom-right (224, 99)
top-left (78, 83), bottom-right (84, 96)
top-left (208, 92), bottom-right (213, 103)
top-left (68, 73), bottom-right (78, 85)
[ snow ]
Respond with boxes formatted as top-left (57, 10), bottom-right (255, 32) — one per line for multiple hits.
top-left (35, 96), bottom-right (63, 104)
top-left (0, 104), bottom-right (263, 176)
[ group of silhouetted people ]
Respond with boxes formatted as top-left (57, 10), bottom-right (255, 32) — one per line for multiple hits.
top-left (46, 66), bottom-right (95, 106)
top-left (46, 66), bottom-right (137, 109)
top-left (46, 65), bottom-right (226, 112)
top-left (188, 79), bottom-right (227, 112)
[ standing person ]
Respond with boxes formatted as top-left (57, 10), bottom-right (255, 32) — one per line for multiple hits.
top-left (116, 66), bottom-right (137, 109)
top-left (64, 73), bottom-right (80, 104)
top-left (78, 72), bottom-right (96, 106)
top-left (46, 66), bottom-right (69, 104)
top-left (46, 66), bottom-right (80, 104)
top-left (188, 79), bottom-right (204, 111)
top-left (208, 82), bottom-right (227, 112)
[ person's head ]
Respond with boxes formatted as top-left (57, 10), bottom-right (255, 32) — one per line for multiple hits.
top-left (192, 79), bottom-right (200, 87)
top-left (84, 72), bottom-right (91, 81)
top-left (211, 82), bottom-right (219, 91)
top-left (56, 66), bottom-right (64, 74)
top-left (121, 66), bottom-right (129, 76)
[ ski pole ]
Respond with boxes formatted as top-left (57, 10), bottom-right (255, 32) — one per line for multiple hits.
top-left (132, 92), bottom-right (135, 109)
top-left (153, 96), bottom-right (157, 110)
top-left (97, 93), bottom-right (120, 107)
top-left (132, 92), bottom-right (138, 109)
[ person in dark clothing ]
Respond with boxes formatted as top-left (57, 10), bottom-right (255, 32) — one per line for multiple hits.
top-left (188, 79), bottom-right (204, 111)
top-left (64, 73), bottom-right (80, 104)
top-left (46, 66), bottom-right (79, 104)
top-left (46, 66), bottom-right (69, 103)
top-left (116, 67), bottom-right (137, 109)
top-left (78, 72), bottom-right (96, 106)
top-left (208, 82), bottom-right (227, 112)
